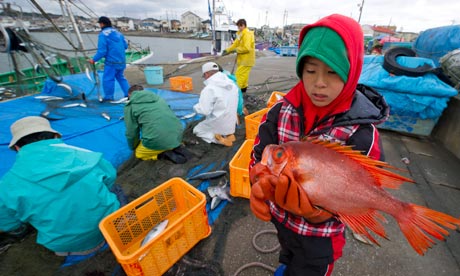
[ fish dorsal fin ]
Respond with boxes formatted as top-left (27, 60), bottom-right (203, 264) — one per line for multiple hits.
top-left (307, 139), bottom-right (414, 189)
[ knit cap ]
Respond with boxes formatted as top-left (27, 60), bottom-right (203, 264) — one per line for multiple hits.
top-left (296, 27), bottom-right (350, 82)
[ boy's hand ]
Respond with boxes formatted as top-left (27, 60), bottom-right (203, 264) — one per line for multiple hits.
top-left (249, 162), bottom-right (333, 223)
top-left (249, 163), bottom-right (275, 221)
top-left (274, 174), bottom-right (333, 223)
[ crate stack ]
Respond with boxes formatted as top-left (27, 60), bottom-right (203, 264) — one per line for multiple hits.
top-left (229, 91), bottom-right (286, 199)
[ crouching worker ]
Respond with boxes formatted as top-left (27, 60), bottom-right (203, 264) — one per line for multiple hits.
top-left (0, 116), bottom-right (126, 266)
top-left (193, 62), bottom-right (239, 146)
top-left (124, 85), bottom-right (189, 163)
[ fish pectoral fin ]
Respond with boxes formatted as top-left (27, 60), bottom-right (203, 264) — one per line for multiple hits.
top-left (338, 211), bottom-right (389, 246)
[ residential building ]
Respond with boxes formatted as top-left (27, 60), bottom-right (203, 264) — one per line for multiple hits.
top-left (181, 11), bottom-right (202, 33)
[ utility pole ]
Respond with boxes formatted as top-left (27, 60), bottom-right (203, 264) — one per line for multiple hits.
top-left (265, 10), bottom-right (268, 27)
top-left (282, 10), bottom-right (288, 37)
top-left (358, 0), bottom-right (365, 23)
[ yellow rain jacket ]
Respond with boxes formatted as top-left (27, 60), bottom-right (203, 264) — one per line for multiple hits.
top-left (226, 28), bottom-right (255, 67)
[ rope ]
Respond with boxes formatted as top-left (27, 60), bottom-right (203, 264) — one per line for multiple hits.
top-left (28, 0), bottom-right (80, 51)
top-left (232, 229), bottom-right (279, 276)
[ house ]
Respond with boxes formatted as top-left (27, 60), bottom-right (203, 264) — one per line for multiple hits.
top-left (170, 19), bottom-right (181, 32)
top-left (140, 18), bottom-right (161, 32)
top-left (181, 11), bottom-right (202, 33)
top-left (371, 25), bottom-right (396, 37)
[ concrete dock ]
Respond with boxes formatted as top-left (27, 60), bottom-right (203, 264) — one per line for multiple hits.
top-left (0, 51), bottom-right (458, 276)
top-left (152, 52), bottom-right (460, 276)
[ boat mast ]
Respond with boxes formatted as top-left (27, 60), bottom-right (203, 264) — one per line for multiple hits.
top-left (212, 0), bottom-right (216, 54)
top-left (59, 0), bottom-right (85, 51)
top-left (358, 0), bottom-right (365, 23)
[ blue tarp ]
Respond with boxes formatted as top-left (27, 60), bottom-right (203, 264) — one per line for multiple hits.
top-left (359, 55), bottom-right (458, 119)
top-left (0, 72), bottom-right (237, 225)
top-left (0, 72), bottom-right (200, 178)
top-left (413, 25), bottom-right (460, 66)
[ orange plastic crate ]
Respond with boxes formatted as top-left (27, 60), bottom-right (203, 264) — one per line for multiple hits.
top-left (99, 177), bottom-right (211, 276)
top-left (169, 76), bottom-right (193, 92)
top-left (244, 108), bottom-right (268, 139)
top-left (229, 139), bottom-right (254, 199)
top-left (267, 91), bottom-right (286, 108)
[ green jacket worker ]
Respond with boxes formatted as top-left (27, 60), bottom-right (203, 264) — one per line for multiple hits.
top-left (124, 85), bottom-right (183, 161)
top-left (0, 116), bottom-right (120, 258)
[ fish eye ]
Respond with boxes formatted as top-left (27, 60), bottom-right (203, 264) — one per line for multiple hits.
top-left (272, 148), bottom-right (285, 163)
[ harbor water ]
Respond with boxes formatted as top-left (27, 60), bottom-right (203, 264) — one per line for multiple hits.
top-left (0, 32), bottom-right (212, 73)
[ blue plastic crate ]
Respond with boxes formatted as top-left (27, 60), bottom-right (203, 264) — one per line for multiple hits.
top-left (144, 66), bottom-right (163, 85)
top-left (280, 46), bottom-right (298, 56)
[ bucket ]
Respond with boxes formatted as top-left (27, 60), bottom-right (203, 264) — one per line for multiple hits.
top-left (144, 66), bottom-right (163, 85)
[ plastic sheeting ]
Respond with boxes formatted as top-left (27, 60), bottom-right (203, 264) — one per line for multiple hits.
top-left (413, 25), bottom-right (460, 66)
top-left (0, 72), bottom-right (201, 179)
top-left (359, 55), bottom-right (458, 120)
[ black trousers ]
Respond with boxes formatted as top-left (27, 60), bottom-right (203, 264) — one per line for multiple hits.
top-left (272, 218), bottom-right (345, 276)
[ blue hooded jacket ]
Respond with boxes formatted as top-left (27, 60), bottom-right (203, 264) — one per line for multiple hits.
top-left (0, 139), bottom-right (120, 252)
top-left (93, 26), bottom-right (128, 69)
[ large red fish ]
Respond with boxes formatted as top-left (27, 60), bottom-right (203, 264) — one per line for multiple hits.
top-left (260, 140), bottom-right (460, 255)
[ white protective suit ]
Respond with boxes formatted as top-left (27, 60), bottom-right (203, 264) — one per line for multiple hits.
top-left (193, 71), bottom-right (239, 143)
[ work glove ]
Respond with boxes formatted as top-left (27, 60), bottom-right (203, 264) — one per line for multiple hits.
top-left (249, 162), bottom-right (276, 221)
top-left (249, 163), bottom-right (333, 223)
top-left (221, 50), bottom-right (229, 56)
top-left (274, 172), bottom-right (333, 224)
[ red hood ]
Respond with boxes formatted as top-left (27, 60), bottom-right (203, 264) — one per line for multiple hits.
top-left (285, 14), bottom-right (364, 133)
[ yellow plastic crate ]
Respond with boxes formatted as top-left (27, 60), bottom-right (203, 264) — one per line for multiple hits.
top-left (229, 139), bottom-right (254, 199)
top-left (169, 76), bottom-right (193, 92)
top-left (99, 177), bottom-right (211, 276)
top-left (244, 108), bottom-right (268, 139)
top-left (267, 91), bottom-right (286, 108)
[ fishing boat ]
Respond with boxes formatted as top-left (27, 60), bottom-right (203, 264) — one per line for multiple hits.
top-left (0, 0), bottom-right (152, 98)
top-left (178, 0), bottom-right (238, 60)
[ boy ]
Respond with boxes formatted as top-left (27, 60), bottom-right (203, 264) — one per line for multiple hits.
top-left (249, 14), bottom-right (389, 276)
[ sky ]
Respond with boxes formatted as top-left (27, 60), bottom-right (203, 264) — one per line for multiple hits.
top-left (6, 0), bottom-right (460, 33)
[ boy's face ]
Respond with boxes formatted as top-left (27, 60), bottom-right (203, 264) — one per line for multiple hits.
top-left (301, 56), bottom-right (345, 107)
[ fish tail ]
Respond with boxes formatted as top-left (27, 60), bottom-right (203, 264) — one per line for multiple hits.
top-left (339, 211), bottom-right (389, 246)
top-left (397, 204), bottom-right (460, 255)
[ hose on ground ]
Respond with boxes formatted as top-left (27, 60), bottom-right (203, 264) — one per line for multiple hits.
top-left (232, 229), bottom-right (279, 276)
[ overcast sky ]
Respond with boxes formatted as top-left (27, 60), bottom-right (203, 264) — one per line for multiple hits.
top-left (8, 0), bottom-right (460, 33)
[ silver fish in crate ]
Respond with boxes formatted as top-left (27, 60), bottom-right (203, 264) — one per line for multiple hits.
top-left (140, 219), bottom-right (169, 247)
